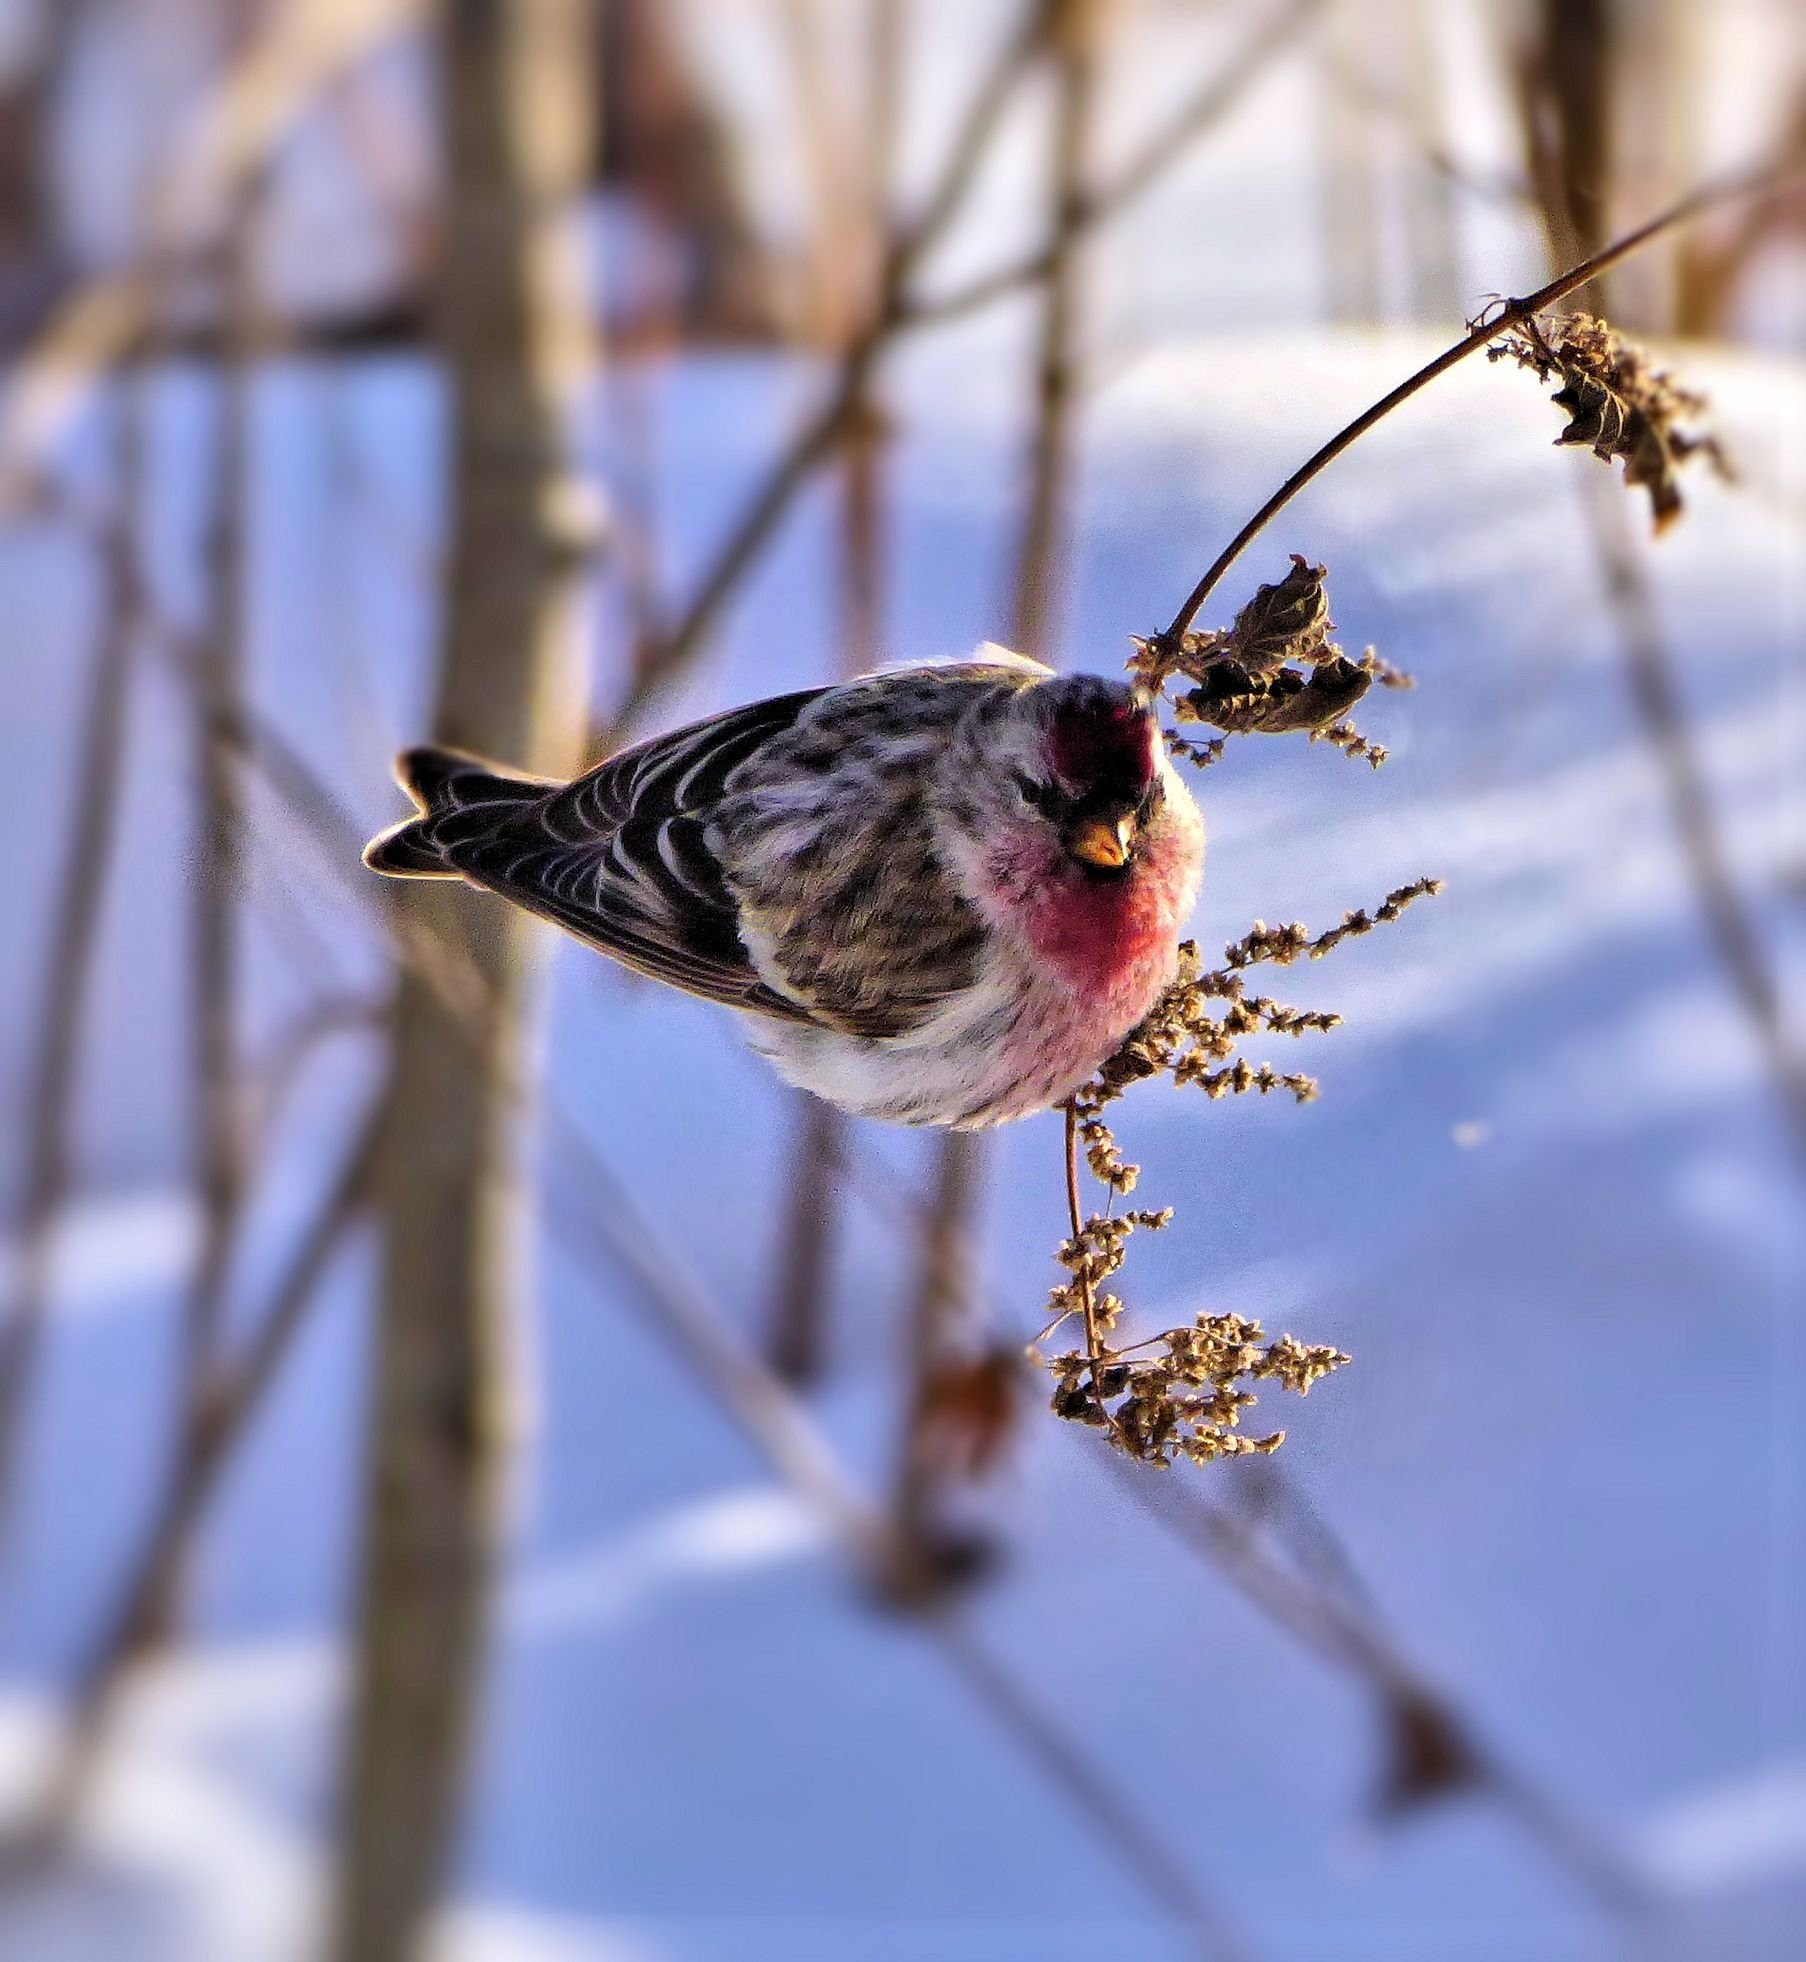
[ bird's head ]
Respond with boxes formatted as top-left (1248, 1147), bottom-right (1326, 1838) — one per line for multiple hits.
top-left (935, 667), bottom-right (1202, 996)
top-left (988, 673), bottom-right (1164, 879)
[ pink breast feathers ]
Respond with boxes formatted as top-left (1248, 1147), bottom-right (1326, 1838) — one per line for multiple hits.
top-left (1023, 840), bottom-right (1190, 1013)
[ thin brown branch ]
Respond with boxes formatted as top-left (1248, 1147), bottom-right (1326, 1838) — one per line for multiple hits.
top-left (0, 397), bottom-right (140, 1533)
top-left (774, 0), bottom-right (864, 349)
top-left (887, 1127), bottom-right (989, 1589)
top-left (1006, 0), bottom-right (1098, 658)
top-left (1158, 162), bottom-right (1804, 649)
top-left (182, 198), bottom-right (259, 1403)
top-left (12, 1096), bottom-right (382, 1853)
top-left (765, 1095), bottom-right (842, 1385)
top-left (910, 0), bottom-right (1326, 329)
top-left (1061, 1099), bottom-right (1122, 1450)
top-left (1108, 1459), bottom-right (1655, 1918)
top-left (1584, 478), bottom-right (1806, 1154)
top-left (600, 3), bottom-right (1048, 734)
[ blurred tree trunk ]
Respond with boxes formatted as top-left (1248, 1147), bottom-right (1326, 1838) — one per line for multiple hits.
top-left (1512, 0), bottom-right (1617, 311)
top-left (888, 0), bottom-right (1100, 1598)
top-left (0, 3), bottom-right (76, 346)
top-left (1315, 0), bottom-right (1383, 324)
top-left (765, 0), bottom-right (903, 1388)
top-left (599, 0), bottom-right (774, 344)
top-left (331, 4), bottom-right (595, 1959)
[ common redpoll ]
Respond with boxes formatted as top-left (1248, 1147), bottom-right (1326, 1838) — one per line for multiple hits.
top-left (363, 651), bottom-right (1204, 1128)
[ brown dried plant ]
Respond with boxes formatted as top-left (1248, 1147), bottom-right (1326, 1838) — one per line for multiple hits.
top-left (1038, 736), bottom-right (1444, 1466)
top-left (1484, 309), bottom-right (1730, 532)
top-left (1130, 552), bottom-right (1414, 770)
top-left (1050, 242), bottom-right (1741, 1466)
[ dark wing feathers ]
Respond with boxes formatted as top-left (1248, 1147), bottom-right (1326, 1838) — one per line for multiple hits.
top-left (548, 687), bottom-right (830, 832)
top-left (434, 690), bottom-right (832, 1023)
top-left (417, 668), bottom-right (1032, 1036)
top-left (450, 830), bottom-right (805, 1017)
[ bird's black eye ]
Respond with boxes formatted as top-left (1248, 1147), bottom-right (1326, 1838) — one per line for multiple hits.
top-left (1011, 771), bottom-right (1053, 810)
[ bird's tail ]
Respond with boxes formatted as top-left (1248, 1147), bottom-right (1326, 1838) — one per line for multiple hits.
top-left (362, 746), bottom-right (548, 879)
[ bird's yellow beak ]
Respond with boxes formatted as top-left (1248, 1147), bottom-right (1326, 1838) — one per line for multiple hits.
top-left (1069, 813), bottom-right (1134, 870)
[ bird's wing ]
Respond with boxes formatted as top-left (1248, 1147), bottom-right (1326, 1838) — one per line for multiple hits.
top-left (438, 689), bottom-right (833, 1023)
top-left (438, 666), bottom-right (1033, 1038)
top-left (717, 664), bottom-right (1036, 1040)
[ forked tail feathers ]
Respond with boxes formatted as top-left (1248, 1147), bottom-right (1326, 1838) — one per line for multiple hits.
top-left (362, 746), bottom-right (546, 878)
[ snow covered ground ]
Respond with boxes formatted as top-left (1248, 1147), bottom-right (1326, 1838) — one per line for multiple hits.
top-left (0, 314), bottom-right (1801, 1961)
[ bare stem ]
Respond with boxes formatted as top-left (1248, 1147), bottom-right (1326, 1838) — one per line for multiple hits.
top-left (1159, 162), bottom-right (1802, 647)
top-left (1584, 478), bottom-right (1806, 1154)
top-left (605, 0), bottom-right (1311, 737)
top-left (0, 395), bottom-right (139, 1532)
top-left (176, 191), bottom-right (259, 1563)
top-left (913, 0), bottom-right (1323, 330)
top-left (1062, 1100), bottom-right (1113, 1423)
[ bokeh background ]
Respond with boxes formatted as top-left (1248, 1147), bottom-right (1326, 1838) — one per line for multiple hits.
top-left (0, 2), bottom-right (1802, 1958)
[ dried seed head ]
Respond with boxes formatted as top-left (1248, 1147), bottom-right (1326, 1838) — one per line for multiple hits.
top-left (1044, 877), bottom-right (1443, 1467)
top-left (1051, 554), bottom-right (1441, 1473)
top-left (1228, 554), bottom-right (1333, 673)
top-left (1138, 561), bottom-right (1393, 765)
top-left (1486, 310), bottom-right (1727, 533)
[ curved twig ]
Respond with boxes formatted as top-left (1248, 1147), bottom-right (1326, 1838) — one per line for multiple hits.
top-left (1158, 162), bottom-right (1803, 648)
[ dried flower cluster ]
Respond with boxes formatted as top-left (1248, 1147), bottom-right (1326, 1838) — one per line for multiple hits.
top-left (1128, 556), bottom-right (1414, 771)
top-left (1056, 302), bottom-right (1718, 1472)
top-left (1038, 873), bottom-right (1439, 1466)
top-left (1028, 554), bottom-right (1444, 1469)
top-left (1043, 1294), bottom-right (1349, 1468)
top-left (1036, 1184), bottom-right (1353, 1466)
top-left (1485, 310), bottom-right (1727, 532)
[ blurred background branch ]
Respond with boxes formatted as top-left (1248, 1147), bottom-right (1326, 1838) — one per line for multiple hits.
top-left (331, 4), bottom-right (597, 1959)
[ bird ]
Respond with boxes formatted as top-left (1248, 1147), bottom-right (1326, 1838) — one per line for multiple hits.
top-left (363, 650), bottom-right (1205, 1129)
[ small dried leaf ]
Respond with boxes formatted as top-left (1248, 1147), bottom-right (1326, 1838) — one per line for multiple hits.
top-left (915, 1347), bottom-right (1022, 1477)
top-left (1180, 653), bottom-right (1373, 738)
top-left (1375, 1689), bottom-right (1486, 1818)
top-left (1226, 553), bottom-right (1332, 672)
top-left (1488, 310), bottom-right (1724, 533)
